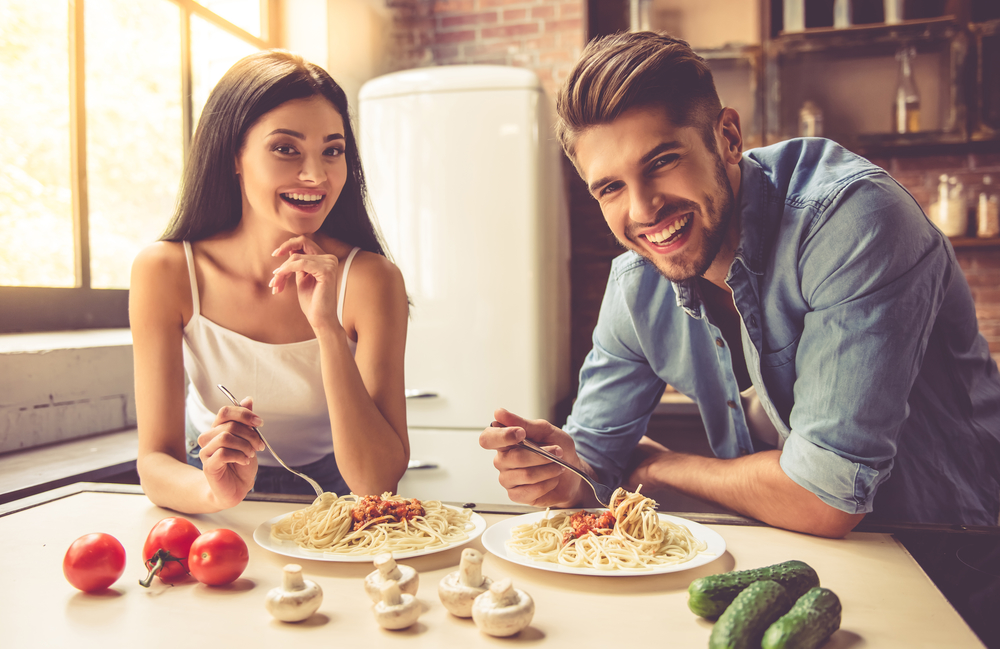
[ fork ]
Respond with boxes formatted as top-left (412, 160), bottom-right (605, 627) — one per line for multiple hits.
top-left (491, 422), bottom-right (616, 508)
top-left (217, 384), bottom-right (324, 497)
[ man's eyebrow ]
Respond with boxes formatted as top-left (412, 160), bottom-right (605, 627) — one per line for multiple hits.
top-left (639, 140), bottom-right (682, 165)
top-left (587, 140), bottom-right (683, 195)
top-left (267, 128), bottom-right (345, 143)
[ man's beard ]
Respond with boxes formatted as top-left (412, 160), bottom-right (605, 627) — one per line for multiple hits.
top-left (621, 150), bottom-right (736, 283)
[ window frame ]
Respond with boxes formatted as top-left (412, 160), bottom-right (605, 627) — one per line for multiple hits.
top-left (0, 0), bottom-right (280, 333)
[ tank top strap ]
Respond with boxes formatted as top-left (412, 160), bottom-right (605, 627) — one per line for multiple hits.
top-left (182, 241), bottom-right (200, 317)
top-left (337, 247), bottom-right (361, 324)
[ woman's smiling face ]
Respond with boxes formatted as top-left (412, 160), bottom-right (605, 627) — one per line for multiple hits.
top-left (575, 103), bottom-right (741, 283)
top-left (235, 95), bottom-right (348, 236)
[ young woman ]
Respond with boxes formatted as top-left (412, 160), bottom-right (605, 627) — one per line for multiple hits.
top-left (130, 50), bottom-right (409, 514)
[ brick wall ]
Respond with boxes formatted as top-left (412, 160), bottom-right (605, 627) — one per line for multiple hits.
top-left (383, 0), bottom-right (585, 97)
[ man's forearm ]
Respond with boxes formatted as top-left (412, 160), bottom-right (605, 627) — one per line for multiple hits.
top-left (630, 445), bottom-right (864, 538)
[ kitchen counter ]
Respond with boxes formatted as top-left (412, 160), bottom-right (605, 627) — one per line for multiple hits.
top-left (2, 483), bottom-right (997, 648)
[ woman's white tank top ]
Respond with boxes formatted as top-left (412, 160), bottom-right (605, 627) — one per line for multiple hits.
top-left (182, 241), bottom-right (359, 467)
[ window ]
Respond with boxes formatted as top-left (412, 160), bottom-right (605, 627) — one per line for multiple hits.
top-left (0, 0), bottom-right (277, 332)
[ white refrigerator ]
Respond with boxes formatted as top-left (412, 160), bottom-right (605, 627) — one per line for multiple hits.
top-left (358, 65), bottom-right (570, 505)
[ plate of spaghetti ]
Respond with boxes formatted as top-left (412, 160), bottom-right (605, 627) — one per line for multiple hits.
top-left (254, 492), bottom-right (486, 562)
top-left (482, 488), bottom-right (725, 576)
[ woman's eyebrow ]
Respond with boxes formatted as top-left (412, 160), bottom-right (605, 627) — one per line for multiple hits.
top-left (266, 128), bottom-right (344, 142)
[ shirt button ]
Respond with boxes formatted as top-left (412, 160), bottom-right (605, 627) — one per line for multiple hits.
top-left (740, 448), bottom-right (750, 456)
top-left (750, 315), bottom-right (757, 327)
top-left (715, 338), bottom-right (725, 348)
top-left (727, 400), bottom-right (737, 409)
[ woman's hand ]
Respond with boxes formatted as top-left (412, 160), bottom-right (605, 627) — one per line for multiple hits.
top-left (270, 236), bottom-right (342, 332)
top-left (197, 397), bottom-right (266, 509)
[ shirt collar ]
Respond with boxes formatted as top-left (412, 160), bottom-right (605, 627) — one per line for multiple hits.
top-left (672, 154), bottom-right (775, 316)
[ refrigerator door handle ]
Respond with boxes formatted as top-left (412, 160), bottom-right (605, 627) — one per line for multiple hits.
top-left (404, 389), bottom-right (439, 399)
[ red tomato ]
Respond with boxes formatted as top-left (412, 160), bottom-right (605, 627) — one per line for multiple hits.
top-left (139, 517), bottom-right (201, 587)
top-left (63, 533), bottom-right (127, 592)
top-left (188, 528), bottom-right (249, 586)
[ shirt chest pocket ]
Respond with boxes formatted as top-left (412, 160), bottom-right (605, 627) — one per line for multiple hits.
top-left (757, 334), bottom-right (800, 426)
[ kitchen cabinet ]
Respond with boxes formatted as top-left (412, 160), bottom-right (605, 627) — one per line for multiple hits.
top-left (766, 17), bottom-right (969, 150)
top-left (627, 1), bottom-right (999, 155)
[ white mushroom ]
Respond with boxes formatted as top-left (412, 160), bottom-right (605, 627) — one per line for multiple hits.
top-left (265, 564), bottom-right (323, 622)
top-left (372, 579), bottom-right (422, 630)
top-left (438, 548), bottom-right (493, 618)
top-left (471, 578), bottom-right (534, 637)
top-left (364, 553), bottom-right (418, 603)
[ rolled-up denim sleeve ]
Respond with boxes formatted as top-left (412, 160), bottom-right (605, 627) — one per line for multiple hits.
top-left (565, 268), bottom-right (667, 488)
top-left (780, 174), bottom-right (953, 513)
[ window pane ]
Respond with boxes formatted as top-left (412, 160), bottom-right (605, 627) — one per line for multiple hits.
top-left (0, 0), bottom-right (74, 287)
top-left (197, 0), bottom-right (262, 39)
top-left (86, 0), bottom-right (183, 289)
top-left (191, 14), bottom-right (258, 127)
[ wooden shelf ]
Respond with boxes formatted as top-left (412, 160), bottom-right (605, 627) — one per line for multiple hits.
top-left (777, 16), bottom-right (958, 41)
top-left (950, 236), bottom-right (1000, 249)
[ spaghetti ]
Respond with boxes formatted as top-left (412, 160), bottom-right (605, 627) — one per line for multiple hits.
top-left (271, 492), bottom-right (472, 556)
top-left (505, 487), bottom-right (707, 570)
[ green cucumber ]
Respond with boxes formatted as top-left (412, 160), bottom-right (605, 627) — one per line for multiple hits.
top-left (761, 587), bottom-right (842, 649)
top-left (688, 559), bottom-right (819, 618)
top-left (709, 579), bottom-right (794, 649)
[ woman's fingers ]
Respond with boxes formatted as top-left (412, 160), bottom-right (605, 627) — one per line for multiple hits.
top-left (209, 402), bottom-right (265, 451)
top-left (198, 423), bottom-right (259, 460)
top-left (212, 403), bottom-right (263, 432)
top-left (269, 253), bottom-right (339, 295)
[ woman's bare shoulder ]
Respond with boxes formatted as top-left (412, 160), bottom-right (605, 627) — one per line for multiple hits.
top-left (347, 250), bottom-right (406, 294)
top-left (130, 241), bottom-right (192, 319)
top-left (132, 240), bottom-right (188, 275)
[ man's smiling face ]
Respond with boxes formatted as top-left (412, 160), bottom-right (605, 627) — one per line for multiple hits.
top-left (575, 103), bottom-right (741, 283)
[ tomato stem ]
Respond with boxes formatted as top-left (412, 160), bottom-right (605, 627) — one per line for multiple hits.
top-left (138, 548), bottom-right (186, 588)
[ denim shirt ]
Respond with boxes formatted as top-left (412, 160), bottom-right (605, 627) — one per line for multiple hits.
top-left (566, 138), bottom-right (1000, 526)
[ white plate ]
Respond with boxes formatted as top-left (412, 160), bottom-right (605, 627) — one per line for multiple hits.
top-left (253, 505), bottom-right (487, 563)
top-left (481, 509), bottom-right (726, 577)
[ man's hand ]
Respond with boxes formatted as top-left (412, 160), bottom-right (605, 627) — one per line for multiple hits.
top-left (479, 408), bottom-right (589, 508)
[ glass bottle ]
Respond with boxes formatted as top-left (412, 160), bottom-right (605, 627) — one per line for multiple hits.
top-left (893, 46), bottom-right (920, 134)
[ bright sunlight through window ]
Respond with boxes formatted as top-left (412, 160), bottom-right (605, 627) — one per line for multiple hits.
top-left (0, 0), bottom-right (268, 291)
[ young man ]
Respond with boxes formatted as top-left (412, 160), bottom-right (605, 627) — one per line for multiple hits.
top-left (479, 31), bottom-right (1000, 537)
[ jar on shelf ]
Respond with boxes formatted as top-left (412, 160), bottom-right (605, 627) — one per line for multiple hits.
top-left (977, 175), bottom-right (1000, 238)
top-left (884, 0), bottom-right (904, 24)
top-left (929, 174), bottom-right (967, 238)
top-left (784, 0), bottom-right (805, 32)
top-left (799, 101), bottom-right (823, 137)
top-left (834, 0), bottom-right (852, 28)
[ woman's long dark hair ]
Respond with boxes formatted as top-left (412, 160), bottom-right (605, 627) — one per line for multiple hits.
top-left (161, 49), bottom-right (386, 256)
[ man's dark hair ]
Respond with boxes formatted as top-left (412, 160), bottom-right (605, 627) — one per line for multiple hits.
top-left (556, 31), bottom-right (722, 168)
